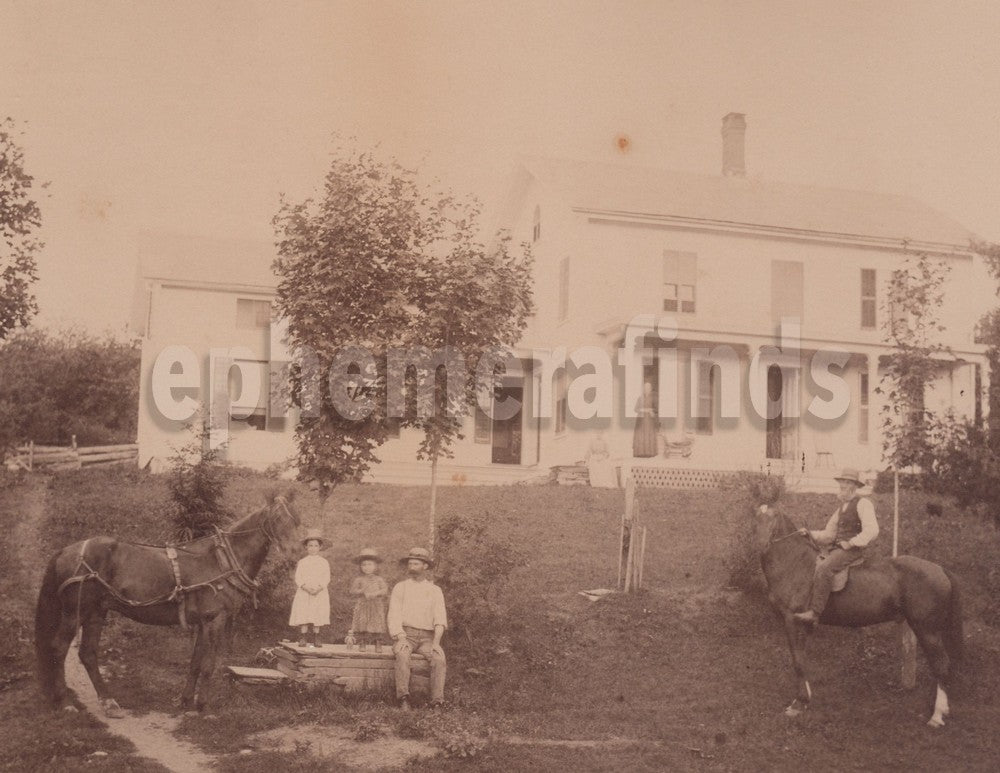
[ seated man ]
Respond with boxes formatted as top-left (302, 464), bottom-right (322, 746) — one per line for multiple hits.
top-left (387, 547), bottom-right (447, 709)
top-left (793, 468), bottom-right (879, 625)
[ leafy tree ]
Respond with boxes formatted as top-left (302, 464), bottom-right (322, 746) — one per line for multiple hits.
top-left (877, 252), bottom-right (950, 471)
top-left (273, 145), bottom-right (533, 528)
top-left (0, 118), bottom-right (44, 339)
top-left (973, 240), bottom-right (1000, 449)
top-left (0, 328), bottom-right (140, 454)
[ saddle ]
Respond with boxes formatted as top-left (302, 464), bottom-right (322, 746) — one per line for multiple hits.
top-left (816, 553), bottom-right (865, 593)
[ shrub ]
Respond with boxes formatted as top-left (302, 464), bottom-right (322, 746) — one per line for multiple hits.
top-left (166, 424), bottom-right (231, 541)
top-left (924, 414), bottom-right (1000, 525)
top-left (872, 469), bottom-right (925, 494)
top-left (434, 510), bottom-right (527, 647)
top-left (719, 472), bottom-right (785, 590)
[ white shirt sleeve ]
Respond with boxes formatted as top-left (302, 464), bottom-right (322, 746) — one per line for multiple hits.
top-left (848, 498), bottom-right (879, 548)
top-left (811, 509), bottom-right (840, 545)
top-left (386, 582), bottom-right (404, 638)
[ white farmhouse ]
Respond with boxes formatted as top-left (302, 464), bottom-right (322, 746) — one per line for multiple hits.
top-left (132, 115), bottom-right (988, 487)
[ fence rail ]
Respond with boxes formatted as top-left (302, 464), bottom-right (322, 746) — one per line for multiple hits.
top-left (4, 438), bottom-right (138, 471)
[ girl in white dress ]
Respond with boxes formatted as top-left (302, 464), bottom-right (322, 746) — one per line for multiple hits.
top-left (288, 529), bottom-right (331, 647)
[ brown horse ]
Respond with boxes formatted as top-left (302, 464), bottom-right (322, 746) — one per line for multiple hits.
top-left (34, 492), bottom-right (301, 716)
top-left (755, 504), bottom-right (963, 727)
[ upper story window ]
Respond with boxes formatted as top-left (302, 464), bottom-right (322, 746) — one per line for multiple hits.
top-left (771, 260), bottom-right (803, 326)
top-left (236, 298), bottom-right (271, 329)
top-left (532, 205), bottom-right (541, 242)
top-left (861, 269), bottom-right (876, 329)
top-left (557, 257), bottom-right (569, 321)
top-left (663, 250), bottom-right (696, 313)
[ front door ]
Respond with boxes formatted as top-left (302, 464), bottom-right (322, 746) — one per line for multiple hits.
top-left (766, 365), bottom-right (784, 459)
top-left (491, 385), bottom-right (523, 465)
top-left (766, 365), bottom-right (797, 460)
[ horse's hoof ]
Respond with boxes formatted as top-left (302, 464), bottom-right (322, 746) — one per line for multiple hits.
top-left (62, 705), bottom-right (79, 714)
top-left (102, 699), bottom-right (125, 719)
top-left (927, 717), bottom-right (945, 728)
top-left (183, 710), bottom-right (201, 718)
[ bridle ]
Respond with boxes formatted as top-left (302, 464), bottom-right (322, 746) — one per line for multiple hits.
top-left (226, 495), bottom-right (299, 544)
top-left (760, 505), bottom-right (814, 548)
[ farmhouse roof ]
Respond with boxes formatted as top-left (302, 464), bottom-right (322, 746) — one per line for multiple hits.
top-left (519, 156), bottom-right (975, 251)
top-left (136, 231), bottom-right (278, 289)
top-left (130, 232), bottom-right (277, 335)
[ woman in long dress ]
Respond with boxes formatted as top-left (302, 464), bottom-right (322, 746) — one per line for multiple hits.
top-left (632, 381), bottom-right (659, 458)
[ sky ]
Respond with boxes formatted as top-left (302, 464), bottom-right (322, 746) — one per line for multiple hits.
top-left (2, 0), bottom-right (999, 334)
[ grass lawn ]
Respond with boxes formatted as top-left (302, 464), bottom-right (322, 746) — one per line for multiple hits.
top-left (3, 466), bottom-right (1000, 771)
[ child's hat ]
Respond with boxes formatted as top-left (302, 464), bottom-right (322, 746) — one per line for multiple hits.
top-left (301, 528), bottom-right (327, 547)
top-left (400, 546), bottom-right (434, 568)
top-left (355, 548), bottom-right (382, 564)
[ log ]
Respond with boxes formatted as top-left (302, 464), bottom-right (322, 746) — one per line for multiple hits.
top-left (80, 450), bottom-right (138, 464)
top-left (77, 444), bottom-right (139, 455)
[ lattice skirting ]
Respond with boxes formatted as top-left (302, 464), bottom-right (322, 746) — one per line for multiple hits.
top-left (629, 466), bottom-right (727, 489)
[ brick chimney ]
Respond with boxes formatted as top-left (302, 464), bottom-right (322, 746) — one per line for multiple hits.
top-left (721, 113), bottom-right (747, 177)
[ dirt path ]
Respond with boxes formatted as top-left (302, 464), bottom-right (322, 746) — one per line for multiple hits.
top-left (14, 477), bottom-right (216, 773)
top-left (64, 644), bottom-right (214, 773)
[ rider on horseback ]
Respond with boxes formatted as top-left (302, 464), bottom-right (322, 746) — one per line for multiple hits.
top-left (792, 467), bottom-right (879, 625)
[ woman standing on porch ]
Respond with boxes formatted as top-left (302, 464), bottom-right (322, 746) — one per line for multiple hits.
top-left (632, 381), bottom-right (659, 458)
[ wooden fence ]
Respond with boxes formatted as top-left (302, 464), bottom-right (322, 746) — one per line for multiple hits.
top-left (4, 438), bottom-right (138, 472)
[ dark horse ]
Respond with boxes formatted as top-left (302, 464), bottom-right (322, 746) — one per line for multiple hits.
top-left (755, 504), bottom-right (962, 727)
top-left (34, 492), bottom-right (301, 716)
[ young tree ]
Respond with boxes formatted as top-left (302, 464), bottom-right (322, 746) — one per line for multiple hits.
top-left (273, 146), bottom-right (533, 520)
top-left (0, 118), bottom-right (44, 339)
top-left (877, 252), bottom-right (951, 471)
top-left (410, 209), bottom-right (533, 546)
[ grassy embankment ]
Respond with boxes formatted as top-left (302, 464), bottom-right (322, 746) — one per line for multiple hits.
top-left (2, 466), bottom-right (999, 771)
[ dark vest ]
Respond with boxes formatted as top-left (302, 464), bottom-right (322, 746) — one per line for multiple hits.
top-left (835, 497), bottom-right (864, 543)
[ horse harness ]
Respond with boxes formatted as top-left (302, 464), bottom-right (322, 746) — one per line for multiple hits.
top-left (56, 500), bottom-right (294, 629)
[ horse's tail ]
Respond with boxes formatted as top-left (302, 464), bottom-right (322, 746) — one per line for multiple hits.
top-left (942, 569), bottom-right (964, 666)
top-left (34, 553), bottom-right (65, 705)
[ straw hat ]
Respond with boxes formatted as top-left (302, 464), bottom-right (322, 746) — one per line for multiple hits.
top-left (301, 528), bottom-right (327, 547)
top-left (834, 468), bottom-right (865, 488)
top-left (355, 548), bottom-right (382, 564)
top-left (399, 547), bottom-right (434, 568)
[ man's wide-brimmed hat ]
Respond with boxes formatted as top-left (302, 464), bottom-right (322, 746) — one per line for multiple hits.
top-left (400, 547), bottom-right (434, 568)
top-left (834, 468), bottom-right (865, 487)
top-left (355, 548), bottom-right (382, 564)
top-left (301, 528), bottom-right (327, 547)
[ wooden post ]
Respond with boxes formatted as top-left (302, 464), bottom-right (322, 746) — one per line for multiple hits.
top-left (619, 477), bottom-right (636, 589)
top-left (28, 440), bottom-right (34, 471)
top-left (636, 526), bottom-right (648, 590)
top-left (894, 469), bottom-right (917, 688)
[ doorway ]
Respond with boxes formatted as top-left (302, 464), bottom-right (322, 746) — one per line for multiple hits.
top-left (491, 385), bottom-right (523, 464)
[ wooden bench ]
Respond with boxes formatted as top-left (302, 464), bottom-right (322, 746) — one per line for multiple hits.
top-left (271, 642), bottom-right (430, 695)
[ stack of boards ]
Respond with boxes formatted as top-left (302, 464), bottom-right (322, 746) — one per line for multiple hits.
top-left (269, 641), bottom-right (430, 695)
